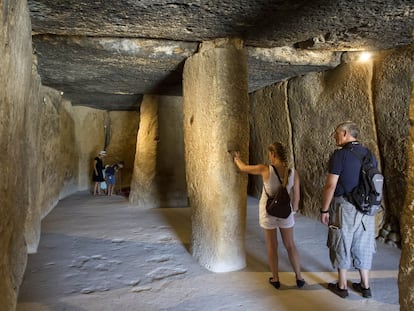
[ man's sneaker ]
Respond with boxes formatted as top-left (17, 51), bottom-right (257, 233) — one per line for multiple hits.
top-left (352, 282), bottom-right (372, 298)
top-left (327, 282), bottom-right (349, 298)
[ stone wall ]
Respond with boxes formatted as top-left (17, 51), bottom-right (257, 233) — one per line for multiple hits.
top-left (373, 45), bottom-right (414, 233)
top-left (38, 88), bottom-right (67, 218)
top-left (0, 3), bottom-right (140, 307)
top-left (249, 81), bottom-right (291, 198)
top-left (249, 45), bottom-right (414, 235)
top-left (59, 100), bottom-right (81, 198)
top-left (157, 96), bottom-right (187, 207)
top-left (249, 59), bottom-right (383, 222)
top-left (400, 83), bottom-right (414, 311)
top-left (1, 12), bottom-right (84, 305)
top-left (25, 93), bottom-right (140, 254)
top-left (101, 111), bottom-right (139, 191)
top-left (129, 95), bottom-right (187, 207)
top-left (380, 45), bottom-right (414, 311)
top-left (72, 106), bottom-right (106, 190)
top-left (25, 86), bottom-right (80, 254)
top-left (0, 0), bottom-right (36, 309)
top-left (289, 61), bottom-right (379, 216)
top-left (72, 107), bottom-right (139, 193)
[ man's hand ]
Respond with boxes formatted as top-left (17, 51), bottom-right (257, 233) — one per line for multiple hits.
top-left (321, 212), bottom-right (330, 226)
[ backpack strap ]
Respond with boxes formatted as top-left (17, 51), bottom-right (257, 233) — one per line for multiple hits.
top-left (339, 147), bottom-right (373, 196)
top-left (348, 148), bottom-right (373, 163)
top-left (342, 140), bottom-right (374, 162)
top-left (272, 165), bottom-right (282, 184)
top-left (272, 165), bottom-right (291, 187)
top-left (263, 165), bottom-right (289, 197)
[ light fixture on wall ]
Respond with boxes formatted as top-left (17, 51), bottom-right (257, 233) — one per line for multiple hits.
top-left (358, 51), bottom-right (372, 62)
top-left (341, 51), bottom-right (374, 63)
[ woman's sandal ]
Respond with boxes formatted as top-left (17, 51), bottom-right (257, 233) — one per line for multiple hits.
top-left (296, 279), bottom-right (306, 288)
top-left (269, 277), bottom-right (281, 289)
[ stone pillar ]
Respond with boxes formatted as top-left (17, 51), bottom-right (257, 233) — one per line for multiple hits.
top-left (399, 83), bottom-right (414, 311)
top-left (129, 95), bottom-right (159, 207)
top-left (182, 38), bottom-right (249, 272)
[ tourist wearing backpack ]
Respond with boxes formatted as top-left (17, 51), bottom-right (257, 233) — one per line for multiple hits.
top-left (321, 121), bottom-right (378, 299)
top-left (232, 142), bottom-right (305, 289)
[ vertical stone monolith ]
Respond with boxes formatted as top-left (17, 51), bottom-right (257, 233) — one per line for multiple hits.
top-left (0, 0), bottom-right (33, 309)
top-left (183, 38), bottom-right (249, 272)
top-left (129, 95), bottom-right (159, 207)
top-left (399, 83), bottom-right (414, 311)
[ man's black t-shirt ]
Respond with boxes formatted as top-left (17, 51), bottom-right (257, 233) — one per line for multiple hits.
top-left (328, 141), bottom-right (377, 197)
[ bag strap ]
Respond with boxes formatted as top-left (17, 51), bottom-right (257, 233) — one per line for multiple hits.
top-left (263, 166), bottom-right (278, 197)
top-left (338, 147), bottom-right (372, 195)
top-left (349, 148), bottom-right (373, 163)
top-left (263, 165), bottom-right (290, 197)
top-left (343, 142), bottom-right (373, 163)
top-left (273, 165), bottom-right (291, 187)
top-left (263, 165), bottom-right (273, 197)
top-left (271, 165), bottom-right (282, 184)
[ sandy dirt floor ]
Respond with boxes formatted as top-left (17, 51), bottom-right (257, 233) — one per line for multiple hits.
top-left (16, 192), bottom-right (400, 311)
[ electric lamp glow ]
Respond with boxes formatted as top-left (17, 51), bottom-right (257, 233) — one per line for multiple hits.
top-left (358, 52), bottom-right (372, 62)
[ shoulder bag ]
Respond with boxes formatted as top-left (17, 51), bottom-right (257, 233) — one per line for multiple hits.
top-left (264, 166), bottom-right (292, 218)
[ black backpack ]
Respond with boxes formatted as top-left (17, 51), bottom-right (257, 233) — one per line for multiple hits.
top-left (342, 149), bottom-right (384, 216)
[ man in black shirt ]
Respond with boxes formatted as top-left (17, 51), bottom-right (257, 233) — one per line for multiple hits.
top-left (321, 121), bottom-right (376, 299)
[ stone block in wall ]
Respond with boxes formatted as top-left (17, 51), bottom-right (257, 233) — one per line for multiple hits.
top-left (105, 111), bottom-right (139, 191)
top-left (39, 87), bottom-right (65, 219)
top-left (59, 100), bottom-right (80, 198)
top-left (373, 45), bottom-right (414, 220)
top-left (288, 62), bottom-right (378, 218)
top-left (399, 83), bottom-right (414, 311)
top-left (249, 81), bottom-right (291, 198)
top-left (129, 95), bottom-right (188, 207)
top-left (72, 106), bottom-right (107, 190)
top-left (156, 96), bottom-right (188, 207)
top-left (0, 0), bottom-right (36, 309)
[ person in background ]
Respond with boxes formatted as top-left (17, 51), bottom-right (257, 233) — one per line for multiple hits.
top-left (92, 150), bottom-right (106, 195)
top-left (105, 161), bottom-right (124, 196)
top-left (321, 121), bottom-right (377, 299)
top-left (232, 142), bottom-right (305, 289)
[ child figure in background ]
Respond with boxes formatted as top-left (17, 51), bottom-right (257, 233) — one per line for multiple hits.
top-left (105, 161), bottom-right (124, 196)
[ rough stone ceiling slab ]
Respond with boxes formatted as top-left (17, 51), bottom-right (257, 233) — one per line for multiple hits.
top-left (29, 0), bottom-right (414, 110)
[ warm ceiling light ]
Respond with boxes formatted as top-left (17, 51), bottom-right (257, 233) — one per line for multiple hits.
top-left (358, 52), bottom-right (372, 62)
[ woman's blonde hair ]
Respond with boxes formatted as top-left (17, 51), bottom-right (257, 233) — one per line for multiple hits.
top-left (268, 142), bottom-right (288, 165)
top-left (268, 142), bottom-right (289, 185)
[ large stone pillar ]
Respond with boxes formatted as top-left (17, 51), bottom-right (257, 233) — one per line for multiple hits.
top-left (399, 83), bottom-right (414, 311)
top-left (0, 0), bottom-right (33, 309)
top-left (182, 38), bottom-right (249, 272)
top-left (129, 95), bottom-right (159, 207)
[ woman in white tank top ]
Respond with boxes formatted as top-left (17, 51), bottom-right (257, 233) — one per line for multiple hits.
top-left (233, 142), bottom-right (305, 289)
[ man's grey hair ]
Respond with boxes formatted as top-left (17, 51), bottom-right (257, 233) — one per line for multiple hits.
top-left (337, 121), bottom-right (359, 139)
